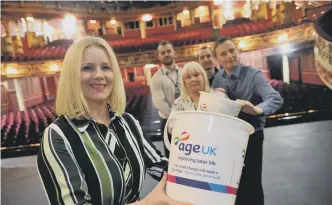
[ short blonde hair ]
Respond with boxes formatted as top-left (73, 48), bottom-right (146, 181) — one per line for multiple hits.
top-left (180, 61), bottom-right (210, 99)
top-left (56, 36), bottom-right (126, 119)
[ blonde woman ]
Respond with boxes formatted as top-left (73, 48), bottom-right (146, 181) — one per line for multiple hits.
top-left (37, 36), bottom-right (190, 205)
top-left (165, 61), bottom-right (210, 139)
top-left (172, 61), bottom-right (210, 112)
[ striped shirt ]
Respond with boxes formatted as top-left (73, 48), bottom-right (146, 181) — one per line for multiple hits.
top-left (151, 65), bottom-right (182, 119)
top-left (37, 112), bottom-right (168, 205)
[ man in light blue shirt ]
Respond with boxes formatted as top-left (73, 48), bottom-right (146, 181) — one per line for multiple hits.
top-left (212, 36), bottom-right (283, 205)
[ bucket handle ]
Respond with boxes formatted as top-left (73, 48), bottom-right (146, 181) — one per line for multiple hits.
top-left (163, 118), bottom-right (172, 151)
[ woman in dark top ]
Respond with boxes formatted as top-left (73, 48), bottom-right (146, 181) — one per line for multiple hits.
top-left (37, 36), bottom-right (190, 205)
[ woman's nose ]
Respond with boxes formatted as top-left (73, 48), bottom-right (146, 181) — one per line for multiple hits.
top-left (93, 67), bottom-right (105, 79)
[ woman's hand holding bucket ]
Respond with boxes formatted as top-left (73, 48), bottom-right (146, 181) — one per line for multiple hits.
top-left (134, 172), bottom-right (193, 205)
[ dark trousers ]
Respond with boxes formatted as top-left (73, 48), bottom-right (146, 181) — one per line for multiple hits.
top-left (160, 118), bottom-right (170, 158)
top-left (235, 130), bottom-right (264, 205)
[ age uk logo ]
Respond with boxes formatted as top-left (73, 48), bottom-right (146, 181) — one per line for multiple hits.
top-left (173, 131), bottom-right (217, 156)
top-left (174, 131), bottom-right (190, 145)
top-left (200, 104), bottom-right (207, 112)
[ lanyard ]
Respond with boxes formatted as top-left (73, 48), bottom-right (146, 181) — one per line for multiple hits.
top-left (161, 66), bottom-right (180, 99)
top-left (163, 68), bottom-right (179, 88)
top-left (188, 96), bottom-right (198, 110)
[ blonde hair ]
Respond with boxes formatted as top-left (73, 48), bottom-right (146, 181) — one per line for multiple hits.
top-left (180, 61), bottom-right (210, 99)
top-left (56, 36), bottom-right (126, 119)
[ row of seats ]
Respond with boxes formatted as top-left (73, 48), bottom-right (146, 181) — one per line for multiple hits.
top-left (221, 20), bottom-right (298, 37)
top-left (271, 82), bottom-right (332, 114)
top-left (1, 85), bottom-right (150, 148)
top-left (29, 45), bottom-right (69, 59)
top-left (1, 102), bottom-right (55, 147)
top-left (109, 28), bottom-right (213, 52)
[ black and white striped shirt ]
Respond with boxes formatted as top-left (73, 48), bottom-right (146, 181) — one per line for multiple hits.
top-left (37, 112), bottom-right (168, 205)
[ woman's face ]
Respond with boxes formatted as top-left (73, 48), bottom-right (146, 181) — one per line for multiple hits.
top-left (184, 70), bottom-right (205, 94)
top-left (80, 46), bottom-right (115, 105)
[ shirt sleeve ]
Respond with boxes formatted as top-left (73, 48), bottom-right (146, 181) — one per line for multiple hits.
top-left (126, 114), bottom-right (168, 181)
top-left (211, 72), bottom-right (222, 89)
top-left (253, 71), bottom-right (284, 116)
top-left (37, 124), bottom-right (91, 205)
top-left (150, 76), bottom-right (172, 118)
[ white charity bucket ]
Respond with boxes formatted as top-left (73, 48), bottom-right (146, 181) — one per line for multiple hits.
top-left (198, 91), bottom-right (243, 117)
top-left (164, 111), bottom-right (254, 205)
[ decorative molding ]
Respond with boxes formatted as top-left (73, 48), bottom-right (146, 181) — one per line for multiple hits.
top-left (1, 60), bottom-right (62, 79)
top-left (1, 23), bottom-right (317, 79)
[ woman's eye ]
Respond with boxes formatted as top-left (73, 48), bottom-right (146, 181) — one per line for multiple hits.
top-left (82, 66), bottom-right (93, 71)
top-left (102, 65), bottom-right (111, 70)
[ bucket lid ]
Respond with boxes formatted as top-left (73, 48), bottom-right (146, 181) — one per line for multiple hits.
top-left (175, 110), bottom-right (255, 135)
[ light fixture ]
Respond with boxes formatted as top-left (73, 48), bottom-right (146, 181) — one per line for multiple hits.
top-left (63, 14), bottom-right (76, 36)
top-left (321, 11), bottom-right (325, 14)
top-left (6, 67), bottom-right (18, 75)
top-left (64, 14), bottom-right (76, 23)
top-left (144, 64), bottom-right (156, 69)
top-left (183, 9), bottom-right (190, 15)
top-left (142, 14), bottom-right (152, 22)
top-left (90, 20), bottom-right (96, 24)
top-left (308, 2), bottom-right (312, 5)
top-left (224, 2), bottom-right (232, 9)
top-left (26, 16), bottom-right (34, 22)
top-left (50, 64), bottom-right (59, 72)
top-left (110, 19), bottom-right (117, 24)
top-left (296, 6), bottom-right (300, 10)
top-left (224, 10), bottom-right (234, 19)
top-left (239, 41), bottom-right (247, 48)
top-left (281, 43), bottom-right (291, 53)
top-left (278, 34), bottom-right (288, 42)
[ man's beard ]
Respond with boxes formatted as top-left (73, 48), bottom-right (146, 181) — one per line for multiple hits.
top-left (203, 64), bottom-right (214, 71)
top-left (162, 57), bottom-right (174, 66)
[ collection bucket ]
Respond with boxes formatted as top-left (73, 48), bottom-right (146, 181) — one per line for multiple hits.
top-left (164, 111), bottom-right (254, 205)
